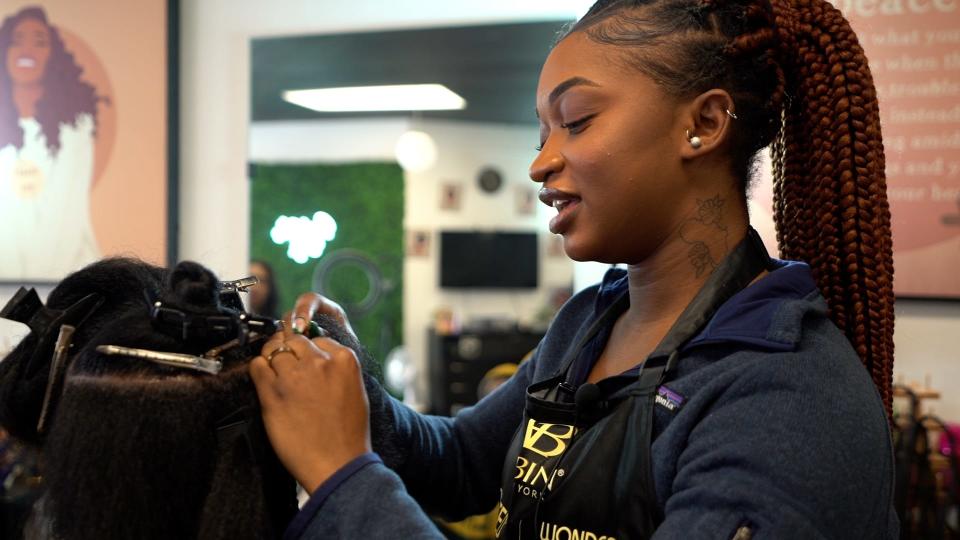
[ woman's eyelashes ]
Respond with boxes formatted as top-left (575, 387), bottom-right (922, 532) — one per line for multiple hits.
top-left (536, 114), bottom-right (597, 152)
top-left (560, 113), bottom-right (596, 134)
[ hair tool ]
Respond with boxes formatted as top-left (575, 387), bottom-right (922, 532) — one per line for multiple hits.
top-left (94, 276), bottom-right (280, 376)
top-left (144, 275), bottom-right (279, 346)
top-left (97, 275), bottom-right (282, 473)
top-left (0, 287), bottom-right (105, 435)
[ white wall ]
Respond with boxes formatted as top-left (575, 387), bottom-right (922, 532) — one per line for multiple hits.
top-left (402, 120), bottom-right (573, 400)
top-left (249, 118), bottom-right (409, 163)
top-left (250, 117), bottom-right (574, 401)
top-left (891, 301), bottom-right (960, 418)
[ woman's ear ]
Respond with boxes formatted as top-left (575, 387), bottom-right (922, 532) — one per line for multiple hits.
top-left (679, 89), bottom-right (736, 160)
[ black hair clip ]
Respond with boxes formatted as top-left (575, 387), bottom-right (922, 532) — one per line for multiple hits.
top-left (2, 289), bottom-right (105, 437)
top-left (234, 312), bottom-right (280, 346)
top-left (1, 288), bottom-right (57, 337)
top-left (145, 289), bottom-right (279, 346)
top-left (1, 289), bottom-right (104, 378)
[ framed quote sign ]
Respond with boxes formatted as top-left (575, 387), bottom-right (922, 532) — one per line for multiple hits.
top-left (749, 2), bottom-right (959, 299)
top-left (840, 2), bottom-right (959, 299)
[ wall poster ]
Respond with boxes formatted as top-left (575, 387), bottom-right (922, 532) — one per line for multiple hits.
top-left (750, 1), bottom-right (959, 298)
top-left (0, 1), bottom-right (176, 283)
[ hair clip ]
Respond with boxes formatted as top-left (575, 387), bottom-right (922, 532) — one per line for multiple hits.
top-left (218, 276), bottom-right (259, 293)
top-left (36, 324), bottom-right (77, 434)
top-left (1, 288), bottom-right (103, 346)
top-left (0, 287), bottom-right (46, 329)
top-left (96, 345), bottom-right (222, 375)
top-left (202, 331), bottom-right (269, 359)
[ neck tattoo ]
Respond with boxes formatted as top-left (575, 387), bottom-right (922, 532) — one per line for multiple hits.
top-left (678, 195), bottom-right (729, 278)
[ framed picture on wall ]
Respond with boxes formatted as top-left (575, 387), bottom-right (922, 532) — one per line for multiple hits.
top-left (406, 229), bottom-right (431, 257)
top-left (0, 0), bottom-right (178, 284)
top-left (439, 182), bottom-right (462, 211)
top-left (516, 186), bottom-right (537, 216)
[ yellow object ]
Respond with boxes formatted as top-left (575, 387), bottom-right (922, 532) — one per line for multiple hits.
top-left (437, 512), bottom-right (498, 540)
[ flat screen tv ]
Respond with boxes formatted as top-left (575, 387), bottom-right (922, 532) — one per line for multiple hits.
top-left (440, 231), bottom-right (538, 289)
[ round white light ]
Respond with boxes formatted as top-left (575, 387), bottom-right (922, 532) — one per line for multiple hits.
top-left (270, 211), bottom-right (338, 264)
top-left (394, 130), bottom-right (437, 173)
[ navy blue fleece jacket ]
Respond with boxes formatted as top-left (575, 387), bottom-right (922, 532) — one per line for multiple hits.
top-left (287, 261), bottom-right (898, 539)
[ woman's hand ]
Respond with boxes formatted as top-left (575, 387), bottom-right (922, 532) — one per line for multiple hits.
top-left (250, 328), bottom-right (371, 494)
top-left (290, 292), bottom-right (356, 338)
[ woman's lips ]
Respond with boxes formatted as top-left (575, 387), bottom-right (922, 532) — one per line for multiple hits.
top-left (549, 198), bottom-right (580, 234)
top-left (539, 188), bottom-right (582, 235)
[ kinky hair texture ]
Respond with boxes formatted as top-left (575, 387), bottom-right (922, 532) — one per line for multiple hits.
top-left (0, 259), bottom-right (375, 540)
top-left (567, 0), bottom-right (895, 415)
top-left (37, 260), bottom-right (299, 540)
top-left (0, 258), bottom-right (167, 443)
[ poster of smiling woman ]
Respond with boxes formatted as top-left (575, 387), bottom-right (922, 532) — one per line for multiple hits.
top-left (0, 1), bottom-right (173, 283)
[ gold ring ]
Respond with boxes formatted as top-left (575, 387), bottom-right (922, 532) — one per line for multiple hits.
top-left (266, 345), bottom-right (293, 364)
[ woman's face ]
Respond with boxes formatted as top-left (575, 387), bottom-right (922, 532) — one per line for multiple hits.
top-left (531, 32), bottom-right (692, 264)
top-left (6, 18), bottom-right (51, 85)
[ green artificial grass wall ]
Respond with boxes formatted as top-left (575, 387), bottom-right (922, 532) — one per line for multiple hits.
top-left (250, 162), bottom-right (404, 363)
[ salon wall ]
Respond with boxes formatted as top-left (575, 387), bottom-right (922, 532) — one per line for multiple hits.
top-left (180, 0), bottom-right (960, 419)
top-left (177, 1), bottom-right (595, 280)
top-left (1, 0), bottom-right (957, 421)
top-left (250, 117), bottom-right (574, 403)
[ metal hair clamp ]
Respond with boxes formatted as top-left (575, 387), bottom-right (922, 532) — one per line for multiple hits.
top-left (96, 345), bottom-right (223, 375)
top-left (217, 276), bottom-right (259, 293)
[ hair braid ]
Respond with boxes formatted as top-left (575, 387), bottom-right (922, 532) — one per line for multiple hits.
top-left (769, 0), bottom-right (896, 416)
top-left (677, 0), bottom-right (896, 415)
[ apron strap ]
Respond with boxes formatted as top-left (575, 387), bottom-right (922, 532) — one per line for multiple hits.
top-left (649, 228), bottom-right (771, 360)
top-left (552, 292), bottom-right (630, 398)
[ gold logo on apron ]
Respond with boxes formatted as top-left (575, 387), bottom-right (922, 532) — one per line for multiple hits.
top-left (495, 501), bottom-right (509, 538)
top-left (522, 420), bottom-right (576, 458)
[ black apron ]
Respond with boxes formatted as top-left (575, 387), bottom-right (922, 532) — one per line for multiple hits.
top-left (494, 229), bottom-right (773, 540)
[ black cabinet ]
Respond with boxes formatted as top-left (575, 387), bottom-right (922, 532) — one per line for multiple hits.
top-left (427, 329), bottom-right (544, 416)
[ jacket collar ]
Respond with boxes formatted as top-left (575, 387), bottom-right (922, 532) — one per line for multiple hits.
top-left (596, 259), bottom-right (822, 354)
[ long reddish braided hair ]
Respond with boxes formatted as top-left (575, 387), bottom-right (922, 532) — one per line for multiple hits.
top-left (569, 0), bottom-right (896, 416)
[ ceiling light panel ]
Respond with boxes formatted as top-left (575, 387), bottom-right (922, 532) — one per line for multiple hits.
top-left (283, 84), bottom-right (467, 112)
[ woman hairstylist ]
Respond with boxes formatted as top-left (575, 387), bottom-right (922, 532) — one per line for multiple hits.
top-left (250, 0), bottom-right (899, 537)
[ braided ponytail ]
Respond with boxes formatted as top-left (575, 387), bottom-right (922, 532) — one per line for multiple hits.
top-left (569, 0), bottom-right (896, 416)
top-left (768, 0), bottom-right (895, 417)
